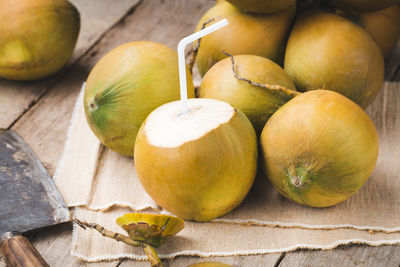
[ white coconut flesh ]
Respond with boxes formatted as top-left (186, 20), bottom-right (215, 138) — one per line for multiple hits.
top-left (143, 98), bottom-right (235, 148)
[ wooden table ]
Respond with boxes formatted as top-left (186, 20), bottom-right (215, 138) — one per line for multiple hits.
top-left (1, 0), bottom-right (399, 266)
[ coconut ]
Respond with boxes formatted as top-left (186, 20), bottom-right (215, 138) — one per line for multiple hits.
top-left (198, 54), bottom-right (298, 134)
top-left (260, 90), bottom-right (379, 207)
top-left (0, 0), bottom-right (80, 80)
top-left (194, 1), bottom-right (296, 76)
top-left (359, 4), bottom-right (400, 57)
top-left (226, 0), bottom-right (296, 14)
top-left (284, 11), bottom-right (384, 108)
top-left (134, 98), bottom-right (258, 221)
top-left (332, 0), bottom-right (398, 12)
top-left (84, 41), bottom-right (195, 156)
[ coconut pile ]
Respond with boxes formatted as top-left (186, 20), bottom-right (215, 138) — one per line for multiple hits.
top-left (82, 0), bottom-right (399, 221)
top-left (2, 0), bottom-right (398, 265)
top-left (1, 0), bottom-right (394, 218)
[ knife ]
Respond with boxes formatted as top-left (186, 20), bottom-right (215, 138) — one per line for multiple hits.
top-left (0, 130), bottom-right (70, 267)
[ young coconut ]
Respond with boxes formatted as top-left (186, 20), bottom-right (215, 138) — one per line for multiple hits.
top-left (194, 1), bottom-right (296, 76)
top-left (74, 213), bottom-right (184, 267)
top-left (84, 41), bottom-right (195, 156)
top-left (332, 0), bottom-right (398, 12)
top-left (359, 4), bottom-right (400, 57)
top-left (0, 0), bottom-right (80, 80)
top-left (260, 90), bottom-right (379, 207)
top-left (198, 53), bottom-right (298, 134)
top-left (284, 11), bottom-right (384, 108)
top-left (225, 0), bottom-right (296, 14)
top-left (134, 99), bottom-right (258, 221)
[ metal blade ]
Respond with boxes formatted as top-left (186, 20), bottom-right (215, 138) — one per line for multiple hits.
top-left (0, 130), bottom-right (70, 235)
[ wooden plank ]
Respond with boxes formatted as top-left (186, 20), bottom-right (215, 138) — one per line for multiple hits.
top-left (0, 0), bottom-right (141, 129)
top-left (278, 245), bottom-right (400, 267)
top-left (113, 253), bottom-right (283, 267)
top-left (158, 254), bottom-right (282, 267)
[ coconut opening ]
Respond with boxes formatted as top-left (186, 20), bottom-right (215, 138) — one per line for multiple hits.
top-left (144, 98), bottom-right (235, 148)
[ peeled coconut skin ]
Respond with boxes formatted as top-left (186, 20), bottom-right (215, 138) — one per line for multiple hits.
top-left (226, 0), bottom-right (296, 14)
top-left (84, 41), bottom-right (195, 156)
top-left (198, 55), bottom-right (297, 134)
top-left (0, 0), bottom-right (80, 80)
top-left (332, 0), bottom-right (398, 11)
top-left (134, 99), bottom-right (258, 222)
top-left (284, 11), bottom-right (384, 108)
top-left (359, 4), bottom-right (400, 57)
top-left (260, 90), bottom-right (379, 207)
top-left (194, 1), bottom-right (296, 76)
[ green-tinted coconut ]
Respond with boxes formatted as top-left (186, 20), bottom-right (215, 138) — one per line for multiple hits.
top-left (359, 4), bottom-right (400, 57)
top-left (84, 41), bottom-right (195, 156)
top-left (332, 0), bottom-right (398, 11)
top-left (226, 0), bottom-right (296, 14)
top-left (134, 99), bottom-right (257, 221)
top-left (284, 11), bottom-right (384, 108)
top-left (198, 55), bottom-right (297, 134)
top-left (260, 90), bottom-right (379, 207)
top-left (0, 0), bottom-right (80, 80)
top-left (194, 1), bottom-right (296, 76)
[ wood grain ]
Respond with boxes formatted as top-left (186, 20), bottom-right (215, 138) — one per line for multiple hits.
top-left (278, 245), bottom-right (400, 267)
top-left (159, 254), bottom-right (282, 267)
top-left (0, 0), bottom-right (140, 129)
top-left (0, 0), bottom-right (399, 266)
top-left (0, 233), bottom-right (49, 267)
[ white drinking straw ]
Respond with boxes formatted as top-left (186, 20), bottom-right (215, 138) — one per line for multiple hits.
top-left (177, 19), bottom-right (229, 114)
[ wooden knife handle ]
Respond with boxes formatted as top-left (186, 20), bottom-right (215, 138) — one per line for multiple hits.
top-left (0, 231), bottom-right (49, 267)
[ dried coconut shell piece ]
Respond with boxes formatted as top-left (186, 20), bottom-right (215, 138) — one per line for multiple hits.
top-left (116, 213), bottom-right (184, 248)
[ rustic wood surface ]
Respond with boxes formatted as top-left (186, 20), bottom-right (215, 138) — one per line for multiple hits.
top-left (0, 0), bottom-right (399, 266)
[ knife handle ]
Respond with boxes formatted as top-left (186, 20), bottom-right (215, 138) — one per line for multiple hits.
top-left (0, 231), bottom-right (49, 267)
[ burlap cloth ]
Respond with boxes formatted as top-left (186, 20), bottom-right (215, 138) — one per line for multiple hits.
top-left (55, 83), bottom-right (400, 262)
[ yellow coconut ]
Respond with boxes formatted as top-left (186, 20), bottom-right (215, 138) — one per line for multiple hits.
top-left (194, 1), bottom-right (296, 76)
top-left (284, 11), bottom-right (384, 108)
top-left (359, 4), bottom-right (400, 57)
top-left (134, 98), bottom-right (258, 221)
top-left (332, 0), bottom-right (398, 11)
top-left (84, 41), bottom-right (195, 156)
top-left (0, 0), bottom-right (80, 80)
top-left (198, 54), bottom-right (297, 134)
top-left (260, 90), bottom-right (379, 207)
top-left (226, 0), bottom-right (296, 14)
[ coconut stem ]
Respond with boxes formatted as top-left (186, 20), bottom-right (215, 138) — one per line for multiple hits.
top-left (74, 218), bottom-right (164, 266)
top-left (288, 167), bottom-right (312, 189)
top-left (222, 50), bottom-right (301, 99)
top-left (144, 244), bottom-right (163, 267)
top-left (73, 218), bottom-right (144, 247)
top-left (188, 18), bottom-right (215, 73)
